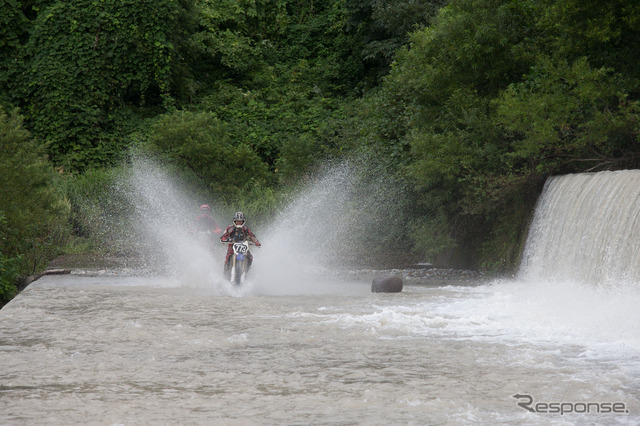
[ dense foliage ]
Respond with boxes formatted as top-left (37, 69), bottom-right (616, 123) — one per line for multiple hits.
top-left (0, 107), bottom-right (70, 303)
top-left (361, 0), bottom-right (640, 267)
top-left (2, 0), bottom-right (640, 304)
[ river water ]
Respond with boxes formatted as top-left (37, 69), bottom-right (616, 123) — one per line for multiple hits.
top-left (3, 167), bottom-right (640, 424)
top-left (1, 271), bottom-right (639, 425)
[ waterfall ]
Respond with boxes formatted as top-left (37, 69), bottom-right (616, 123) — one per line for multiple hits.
top-left (519, 170), bottom-right (640, 285)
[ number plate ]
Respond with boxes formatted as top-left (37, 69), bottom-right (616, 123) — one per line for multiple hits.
top-left (233, 243), bottom-right (249, 254)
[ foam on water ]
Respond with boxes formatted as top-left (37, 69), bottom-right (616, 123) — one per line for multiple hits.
top-left (489, 279), bottom-right (640, 350)
top-left (300, 279), bottom-right (640, 355)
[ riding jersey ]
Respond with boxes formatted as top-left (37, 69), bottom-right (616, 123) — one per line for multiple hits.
top-left (220, 225), bottom-right (260, 244)
top-left (220, 225), bottom-right (261, 264)
top-left (195, 213), bottom-right (221, 234)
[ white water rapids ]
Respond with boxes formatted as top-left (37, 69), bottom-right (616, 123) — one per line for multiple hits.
top-left (2, 168), bottom-right (640, 424)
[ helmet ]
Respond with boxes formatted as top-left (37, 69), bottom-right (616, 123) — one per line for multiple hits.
top-left (233, 212), bottom-right (245, 228)
top-left (200, 204), bottom-right (210, 212)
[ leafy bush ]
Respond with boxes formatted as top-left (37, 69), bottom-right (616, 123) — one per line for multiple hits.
top-left (0, 212), bottom-right (20, 305)
top-left (497, 57), bottom-right (640, 173)
top-left (0, 253), bottom-right (20, 306)
top-left (0, 107), bottom-right (70, 285)
top-left (57, 166), bottom-right (136, 255)
top-left (145, 110), bottom-right (270, 201)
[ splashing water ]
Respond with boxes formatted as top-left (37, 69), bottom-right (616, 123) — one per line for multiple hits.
top-left (114, 156), bottom-right (231, 293)
top-left (114, 158), bottom-right (374, 296)
top-left (252, 163), bottom-right (361, 294)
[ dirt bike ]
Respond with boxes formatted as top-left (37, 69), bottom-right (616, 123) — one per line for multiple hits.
top-left (222, 239), bottom-right (256, 286)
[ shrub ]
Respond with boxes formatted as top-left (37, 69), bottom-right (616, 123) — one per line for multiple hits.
top-left (0, 107), bottom-right (70, 291)
top-left (0, 212), bottom-right (20, 305)
top-left (145, 110), bottom-right (270, 200)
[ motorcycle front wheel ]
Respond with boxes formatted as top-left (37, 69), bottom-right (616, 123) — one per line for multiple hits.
top-left (233, 260), bottom-right (244, 286)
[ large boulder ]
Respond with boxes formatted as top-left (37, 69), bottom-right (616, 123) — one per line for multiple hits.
top-left (371, 276), bottom-right (403, 293)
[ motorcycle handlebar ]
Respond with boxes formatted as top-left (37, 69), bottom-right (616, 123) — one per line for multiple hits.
top-left (220, 240), bottom-right (260, 247)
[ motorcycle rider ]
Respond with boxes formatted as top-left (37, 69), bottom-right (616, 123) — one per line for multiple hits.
top-left (194, 204), bottom-right (222, 235)
top-left (220, 212), bottom-right (261, 274)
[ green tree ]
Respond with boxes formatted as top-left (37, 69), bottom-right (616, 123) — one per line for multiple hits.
top-left (496, 57), bottom-right (640, 174)
top-left (145, 110), bottom-right (270, 199)
top-left (0, 107), bottom-right (70, 304)
top-left (12, 0), bottom-right (196, 171)
top-left (360, 0), bottom-right (640, 269)
top-left (346, 0), bottom-right (448, 87)
top-left (189, 0), bottom-right (364, 96)
top-left (358, 0), bottom-right (535, 267)
top-left (0, 0), bottom-right (28, 105)
top-left (531, 0), bottom-right (640, 94)
top-left (188, 0), bottom-right (371, 184)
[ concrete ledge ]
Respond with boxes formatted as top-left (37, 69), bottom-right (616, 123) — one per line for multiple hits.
top-left (21, 269), bottom-right (72, 289)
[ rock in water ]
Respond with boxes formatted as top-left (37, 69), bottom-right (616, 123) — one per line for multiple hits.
top-left (371, 276), bottom-right (403, 293)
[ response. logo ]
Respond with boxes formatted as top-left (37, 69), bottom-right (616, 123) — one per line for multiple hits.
top-left (513, 394), bottom-right (629, 415)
